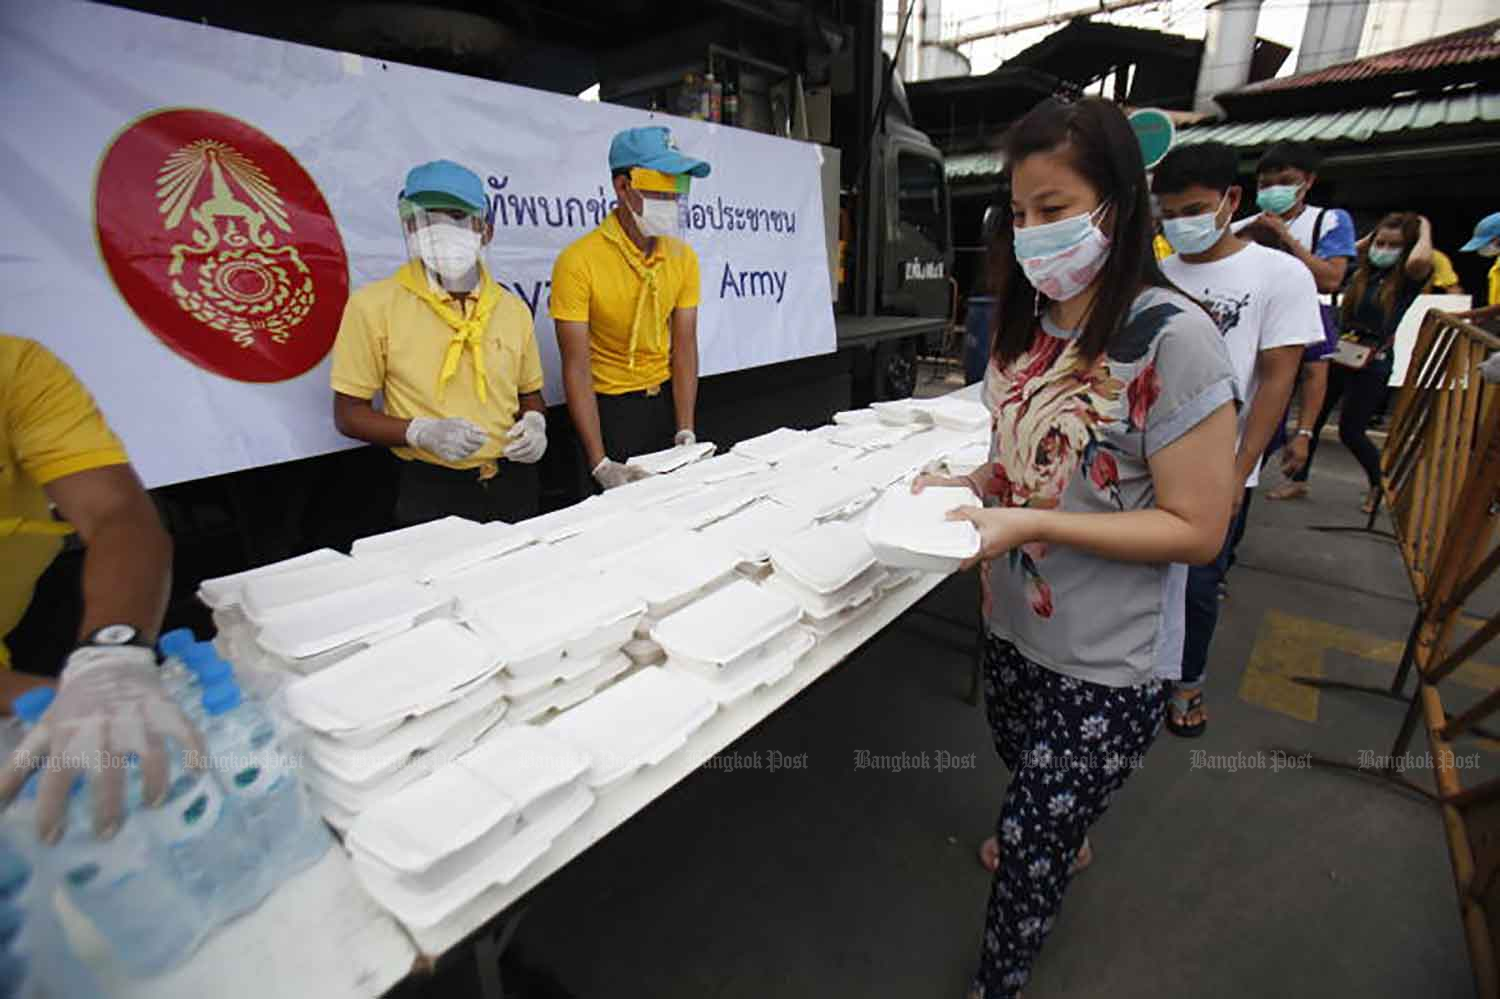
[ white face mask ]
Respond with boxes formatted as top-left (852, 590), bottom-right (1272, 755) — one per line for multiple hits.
top-left (414, 225), bottom-right (482, 283)
top-left (1480, 241), bottom-right (1500, 259)
top-left (632, 196), bottom-right (681, 239)
top-left (1014, 203), bottom-right (1112, 303)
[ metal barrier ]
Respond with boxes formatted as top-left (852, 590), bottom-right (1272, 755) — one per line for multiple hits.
top-left (1297, 307), bottom-right (1500, 997)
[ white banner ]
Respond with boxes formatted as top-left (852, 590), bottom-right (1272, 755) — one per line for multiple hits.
top-left (0, 1), bottom-right (835, 487)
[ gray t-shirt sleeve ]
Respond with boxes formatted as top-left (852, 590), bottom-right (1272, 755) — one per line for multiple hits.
top-left (1142, 300), bottom-right (1237, 457)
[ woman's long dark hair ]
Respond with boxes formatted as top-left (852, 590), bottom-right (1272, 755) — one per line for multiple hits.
top-left (988, 97), bottom-right (1172, 367)
top-left (1341, 212), bottom-right (1419, 332)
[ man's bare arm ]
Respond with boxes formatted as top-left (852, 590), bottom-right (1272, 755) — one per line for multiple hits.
top-left (670, 307), bottom-right (699, 436)
top-left (333, 392), bottom-right (410, 448)
top-left (556, 319), bottom-right (607, 467)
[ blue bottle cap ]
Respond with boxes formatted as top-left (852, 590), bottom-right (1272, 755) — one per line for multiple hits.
top-left (182, 642), bottom-right (219, 671)
top-left (201, 680), bottom-right (242, 716)
top-left (157, 627), bottom-right (196, 658)
top-left (196, 657), bottom-right (234, 687)
top-left (10, 687), bottom-right (55, 725)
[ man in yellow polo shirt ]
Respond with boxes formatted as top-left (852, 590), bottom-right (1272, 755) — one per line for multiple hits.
top-left (550, 126), bottom-right (711, 490)
top-left (332, 160), bottom-right (548, 524)
top-left (1, 334), bottom-right (204, 840)
top-left (1461, 212), bottom-right (1500, 306)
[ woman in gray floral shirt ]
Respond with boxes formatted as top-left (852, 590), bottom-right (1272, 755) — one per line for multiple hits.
top-left (917, 97), bottom-right (1237, 997)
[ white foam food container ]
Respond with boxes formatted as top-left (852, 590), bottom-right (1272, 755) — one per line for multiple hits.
top-left (864, 484), bottom-right (982, 573)
top-left (456, 724), bottom-right (593, 812)
top-left (768, 560), bottom-right (888, 620)
top-left (352, 783), bottom-right (595, 930)
top-left (772, 438), bottom-right (862, 473)
top-left (695, 499), bottom-right (812, 565)
top-left (407, 521), bottom-right (537, 582)
top-left (282, 619), bottom-right (500, 738)
top-left (801, 589), bottom-right (884, 638)
top-left (649, 578), bottom-right (801, 672)
top-left (656, 482), bottom-right (763, 530)
top-left (626, 441), bottom-right (716, 475)
top-left (732, 427), bottom-right (810, 464)
top-left (832, 408), bottom-right (880, 426)
top-left (674, 452), bottom-right (770, 486)
top-left (462, 576), bottom-right (644, 679)
top-left (350, 516), bottom-right (482, 556)
top-left (505, 654), bottom-right (632, 725)
top-left (830, 423), bottom-right (913, 451)
top-left (544, 666), bottom-right (717, 789)
top-left (495, 646), bottom-right (619, 699)
top-left (871, 398), bottom-right (932, 426)
top-left (547, 511), bottom-right (676, 567)
top-left (593, 470), bottom-right (703, 509)
top-left (665, 626), bottom-right (814, 705)
top-left (241, 554), bottom-right (407, 626)
top-left (519, 496), bottom-right (617, 542)
top-left (302, 679), bottom-right (507, 787)
top-left (768, 522), bottom-right (878, 595)
top-left (769, 471), bottom-right (875, 522)
top-left (347, 767), bottom-right (519, 877)
top-left (254, 578), bottom-right (449, 662)
top-left (197, 548), bottom-right (347, 610)
top-left (919, 397), bottom-right (991, 432)
top-left (598, 530), bottom-right (740, 617)
top-left (426, 540), bottom-right (585, 608)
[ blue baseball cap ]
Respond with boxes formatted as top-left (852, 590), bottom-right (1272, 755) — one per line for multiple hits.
top-left (400, 160), bottom-right (488, 215)
top-left (608, 127), bottom-right (710, 178)
top-left (1461, 212), bottom-right (1500, 252)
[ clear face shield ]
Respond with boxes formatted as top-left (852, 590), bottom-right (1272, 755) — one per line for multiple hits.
top-left (399, 199), bottom-right (489, 292)
top-left (619, 168), bottom-right (693, 256)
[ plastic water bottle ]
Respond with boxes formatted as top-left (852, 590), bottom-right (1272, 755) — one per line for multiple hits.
top-left (157, 628), bottom-right (198, 706)
top-left (200, 680), bottom-right (330, 881)
top-left (139, 679), bottom-right (267, 929)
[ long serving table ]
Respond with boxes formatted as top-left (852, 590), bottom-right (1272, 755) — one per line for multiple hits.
top-left (143, 382), bottom-right (985, 998)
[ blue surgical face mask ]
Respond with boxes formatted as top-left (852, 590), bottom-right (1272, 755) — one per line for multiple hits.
top-left (1161, 194), bottom-right (1228, 256)
top-left (1013, 202), bottom-right (1112, 303)
top-left (1256, 183), bottom-right (1301, 215)
top-left (1013, 202), bottom-right (1109, 261)
top-left (1368, 245), bottom-right (1402, 270)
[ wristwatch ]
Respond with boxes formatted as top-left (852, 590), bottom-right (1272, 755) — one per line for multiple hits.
top-left (80, 624), bottom-right (153, 651)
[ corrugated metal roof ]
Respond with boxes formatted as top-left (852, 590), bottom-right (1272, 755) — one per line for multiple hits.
top-left (1231, 19), bottom-right (1500, 96)
top-left (944, 150), bottom-right (1005, 180)
top-left (1176, 90), bottom-right (1500, 148)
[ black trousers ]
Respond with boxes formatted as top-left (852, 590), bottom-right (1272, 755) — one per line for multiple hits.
top-left (1292, 356), bottom-right (1392, 489)
top-left (395, 458), bottom-right (539, 526)
top-left (580, 384), bottom-right (675, 493)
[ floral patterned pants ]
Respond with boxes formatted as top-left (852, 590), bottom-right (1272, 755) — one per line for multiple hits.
top-left (970, 636), bottom-right (1167, 998)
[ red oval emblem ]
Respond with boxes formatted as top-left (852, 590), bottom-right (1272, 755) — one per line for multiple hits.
top-left (95, 108), bottom-right (348, 383)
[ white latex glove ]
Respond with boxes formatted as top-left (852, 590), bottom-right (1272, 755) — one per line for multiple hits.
top-left (1482, 352), bottom-right (1500, 385)
top-left (593, 458), bottom-right (650, 490)
top-left (0, 646), bottom-right (205, 841)
top-left (503, 411), bottom-right (547, 464)
top-left (674, 428), bottom-right (697, 447)
top-left (405, 417), bottom-right (488, 462)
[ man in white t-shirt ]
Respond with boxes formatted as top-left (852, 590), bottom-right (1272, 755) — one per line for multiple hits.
top-left (1153, 141), bottom-right (1324, 738)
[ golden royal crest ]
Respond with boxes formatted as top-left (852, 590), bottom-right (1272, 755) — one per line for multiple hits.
top-left (157, 138), bottom-right (315, 348)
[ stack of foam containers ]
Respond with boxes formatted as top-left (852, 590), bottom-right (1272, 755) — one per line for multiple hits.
top-left (625, 440), bottom-right (716, 475)
top-left (695, 499), bottom-right (813, 578)
top-left (350, 515), bottom-right (536, 582)
top-left (732, 426), bottom-right (812, 464)
top-left (282, 619), bottom-right (507, 828)
top-left (650, 579), bottom-right (812, 706)
top-left (197, 549), bottom-right (349, 665)
top-left (347, 725), bottom-right (595, 932)
top-left (600, 529), bottom-right (742, 668)
top-left (545, 666), bottom-right (718, 785)
top-left (765, 522), bottom-right (891, 638)
top-left (459, 573), bottom-right (645, 724)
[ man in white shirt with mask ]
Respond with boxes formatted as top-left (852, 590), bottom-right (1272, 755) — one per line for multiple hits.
top-left (331, 160), bottom-right (548, 524)
top-left (1153, 141), bottom-right (1324, 737)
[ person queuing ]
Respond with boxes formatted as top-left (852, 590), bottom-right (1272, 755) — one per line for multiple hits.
top-left (331, 160), bottom-right (548, 524)
top-left (915, 97), bottom-right (1236, 999)
top-left (1151, 142), bottom-right (1324, 738)
top-left (1461, 211), bottom-right (1500, 306)
top-left (550, 126), bottom-right (710, 491)
top-left (0, 334), bottom-right (200, 841)
top-left (1280, 213), bottom-right (1433, 512)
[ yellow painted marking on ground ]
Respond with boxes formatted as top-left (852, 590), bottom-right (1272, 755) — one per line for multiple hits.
top-left (1241, 610), bottom-right (1499, 734)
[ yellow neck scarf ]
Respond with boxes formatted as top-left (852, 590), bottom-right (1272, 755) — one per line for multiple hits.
top-left (601, 214), bottom-right (667, 372)
top-left (395, 260), bottom-right (503, 403)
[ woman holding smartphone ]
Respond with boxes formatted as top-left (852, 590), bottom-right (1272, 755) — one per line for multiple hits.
top-left (915, 97), bottom-right (1237, 997)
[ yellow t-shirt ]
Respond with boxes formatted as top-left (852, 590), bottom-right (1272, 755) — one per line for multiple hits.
top-left (1428, 249), bottom-right (1460, 291)
top-left (549, 213), bottom-right (701, 395)
top-left (1, 335), bottom-right (129, 669)
top-left (1489, 258), bottom-right (1500, 307)
top-left (330, 263), bottom-right (545, 471)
